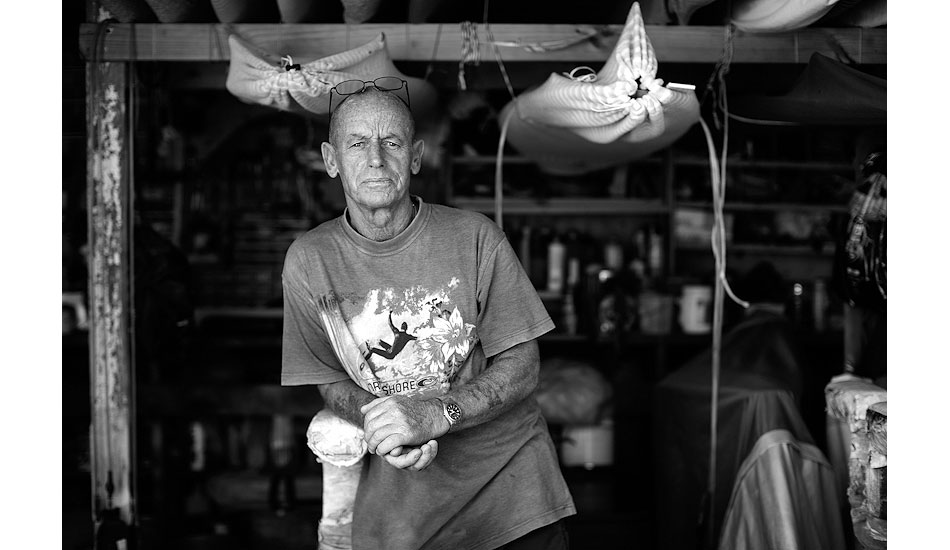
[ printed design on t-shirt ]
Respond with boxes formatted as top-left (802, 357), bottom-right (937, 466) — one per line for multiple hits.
top-left (316, 277), bottom-right (477, 398)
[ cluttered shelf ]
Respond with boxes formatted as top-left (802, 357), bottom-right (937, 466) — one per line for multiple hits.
top-left (451, 155), bottom-right (665, 167)
top-left (676, 242), bottom-right (837, 257)
top-left (676, 201), bottom-right (848, 213)
top-left (450, 197), bottom-right (669, 216)
top-left (673, 156), bottom-right (853, 171)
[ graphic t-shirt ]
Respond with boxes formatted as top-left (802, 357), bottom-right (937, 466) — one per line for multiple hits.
top-left (281, 197), bottom-right (575, 550)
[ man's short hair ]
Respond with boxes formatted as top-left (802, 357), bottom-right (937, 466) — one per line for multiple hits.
top-left (328, 88), bottom-right (416, 145)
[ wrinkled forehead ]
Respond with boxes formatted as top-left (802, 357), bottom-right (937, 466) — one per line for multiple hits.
top-left (330, 90), bottom-right (415, 143)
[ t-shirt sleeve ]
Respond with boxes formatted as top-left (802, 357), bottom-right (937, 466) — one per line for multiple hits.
top-left (281, 243), bottom-right (351, 386)
top-left (475, 228), bottom-right (555, 358)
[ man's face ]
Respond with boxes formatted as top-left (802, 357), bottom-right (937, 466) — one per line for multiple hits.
top-left (321, 92), bottom-right (425, 212)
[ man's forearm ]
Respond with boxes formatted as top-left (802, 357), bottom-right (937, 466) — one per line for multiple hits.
top-left (318, 378), bottom-right (376, 427)
top-left (359, 339), bottom-right (541, 454)
top-left (442, 339), bottom-right (540, 432)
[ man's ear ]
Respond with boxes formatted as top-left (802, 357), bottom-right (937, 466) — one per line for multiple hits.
top-left (410, 139), bottom-right (425, 175)
top-left (321, 142), bottom-right (339, 178)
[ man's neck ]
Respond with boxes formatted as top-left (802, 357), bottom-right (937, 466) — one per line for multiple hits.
top-left (346, 197), bottom-right (417, 242)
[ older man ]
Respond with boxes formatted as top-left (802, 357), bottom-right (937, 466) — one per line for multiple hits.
top-left (281, 82), bottom-right (575, 550)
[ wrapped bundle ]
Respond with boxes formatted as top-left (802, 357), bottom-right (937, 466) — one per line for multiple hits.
top-left (731, 0), bottom-right (842, 32)
top-left (499, 2), bottom-right (699, 176)
top-left (307, 409), bottom-right (367, 550)
top-left (535, 357), bottom-right (613, 425)
top-left (226, 32), bottom-right (438, 121)
top-left (824, 374), bottom-right (886, 523)
top-left (825, 375), bottom-right (887, 425)
top-left (306, 409), bottom-right (368, 468)
top-left (864, 402), bottom-right (887, 542)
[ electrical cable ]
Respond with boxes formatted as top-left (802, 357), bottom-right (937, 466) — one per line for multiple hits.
top-left (479, 0), bottom-right (521, 231)
top-left (697, 21), bottom-right (750, 550)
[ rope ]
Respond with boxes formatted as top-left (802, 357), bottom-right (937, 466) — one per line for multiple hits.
top-left (458, 21), bottom-right (481, 90)
top-left (423, 24), bottom-right (444, 82)
top-left (697, 23), bottom-right (748, 550)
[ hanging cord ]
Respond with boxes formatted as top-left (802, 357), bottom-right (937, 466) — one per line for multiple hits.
top-left (458, 21), bottom-right (481, 90)
top-left (481, 0), bottom-right (520, 229)
top-left (494, 107), bottom-right (517, 228)
top-left (423, 24), bottom-right (444, 82)
top-left (697, 22), bottom-right (748, 550)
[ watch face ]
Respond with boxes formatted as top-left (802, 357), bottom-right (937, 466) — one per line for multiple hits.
top-left (446, 402), bottom-right (462, 422)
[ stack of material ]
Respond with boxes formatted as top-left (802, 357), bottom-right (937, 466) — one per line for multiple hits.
top-left (824, 375), bottom-right (887, 549)
top-left (863, 402), bottom-right (887, 545)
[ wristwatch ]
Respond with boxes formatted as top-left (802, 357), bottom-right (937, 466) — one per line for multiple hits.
top-left (436, 397), bottom-right (462, 428)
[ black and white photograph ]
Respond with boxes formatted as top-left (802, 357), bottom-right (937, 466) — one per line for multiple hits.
top-left (55, 1), bottom-right (907, 548)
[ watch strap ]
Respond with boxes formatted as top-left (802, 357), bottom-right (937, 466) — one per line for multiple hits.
top-left (436, 397), bottom-right (461, 427)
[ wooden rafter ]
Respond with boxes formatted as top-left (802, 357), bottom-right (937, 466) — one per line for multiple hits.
top-left (78, 23), bottom-right (886, 64)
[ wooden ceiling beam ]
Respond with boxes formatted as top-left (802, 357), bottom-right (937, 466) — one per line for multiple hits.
top-left (79, 23), bottom-right (886, 64)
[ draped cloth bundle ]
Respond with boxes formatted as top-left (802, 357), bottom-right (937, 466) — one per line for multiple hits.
top-left (225, 32), bottom-right (439, 121)
top-left (730, 0), bottom-right (842, 32)
top-left (499, 2), bottom-right (700, 176)
top-left (307, 409), bottom-right (368, 550)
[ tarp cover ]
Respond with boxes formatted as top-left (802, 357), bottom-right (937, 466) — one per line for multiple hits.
top-left (653, 311), bottom-right (815, 550)
top-left (730, 52), bottom-right (886, 126)
top-left (718, 429), bottom-right (845, 550)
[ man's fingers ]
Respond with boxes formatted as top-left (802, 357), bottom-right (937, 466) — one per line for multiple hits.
top-left (409, 440), bottom-right (438, 471)
top-left (383, 448), bottom-right (422, 469)
top-left (362, 400), bottom-right (399, 428)
top-left (360, 395), bottom-right (393, 415)
top-left (364, 422), bottom-right (402, 454)
top-left (374, 433), bottom-right (408, 457)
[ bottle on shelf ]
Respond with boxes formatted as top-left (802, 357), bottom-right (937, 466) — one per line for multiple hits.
top-left (518, 224), bottom-right (532, 279)
top-left (812, 279), bottom-right (828, 332)
top-left (604, 238), bottom-right (624, 272)
top-left (530, 226), bottom-right (553, 289)
top-left (547, 235), bottom-right (566, 294)
top-left (648, 225), bottom-right (664, 280)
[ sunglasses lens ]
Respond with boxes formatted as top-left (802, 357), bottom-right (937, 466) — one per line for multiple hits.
top-left (373, 76), bottom-right (404, 92)
top-left (335, 80), bottom-right (366, 95)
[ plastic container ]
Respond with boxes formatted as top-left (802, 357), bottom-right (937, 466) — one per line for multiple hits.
top-left (560, 420), bottom-right (614, 470)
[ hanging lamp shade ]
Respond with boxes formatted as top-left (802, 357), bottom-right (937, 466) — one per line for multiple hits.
top-left (225, 32), bottom-right (439, 122)
top-left (668, 0), bottom-right (719, 24)
top-left (729, 53), bottom-right (886, 126)
top-left (821, 0), bottom-right (886, 27)
top-left (276, 0), bottom-right (323, 23)
top-left (144, 0), bottom-right (215, 22)
top-left (730, 0), bottom-right (841, 32)
top-left (498, 2), bottom-right (700, 176)
top-left (209, 0), bottom-right (280, 23)
top-left (99, 0), bottom-right (158, 22)
top-left (340, 0), bottom-right (381, 23)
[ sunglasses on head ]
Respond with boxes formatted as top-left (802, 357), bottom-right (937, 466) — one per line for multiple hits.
top-left (328, 77), bottom-right (411, 116)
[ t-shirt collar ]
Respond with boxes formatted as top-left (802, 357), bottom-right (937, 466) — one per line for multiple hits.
top-left (339, 195), bottom-right (428, 256)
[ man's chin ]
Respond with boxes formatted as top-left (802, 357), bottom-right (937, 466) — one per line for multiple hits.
top-left (355, 189), bottom-right (405, 209)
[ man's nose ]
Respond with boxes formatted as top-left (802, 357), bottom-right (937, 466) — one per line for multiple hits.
top-left (367, 141), bottom-right (384, 168)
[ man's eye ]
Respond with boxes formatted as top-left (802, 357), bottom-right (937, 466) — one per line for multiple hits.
top-left (385, 141), bottom-right (400, 148)
top-left (350, 142), bottom-right (364, 148)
